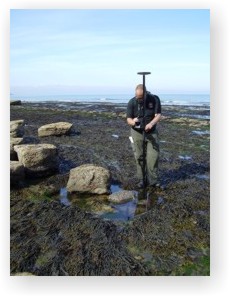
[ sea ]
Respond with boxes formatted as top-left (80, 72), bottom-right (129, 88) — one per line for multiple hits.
top-left (10, 93), bottom-right (210, 107)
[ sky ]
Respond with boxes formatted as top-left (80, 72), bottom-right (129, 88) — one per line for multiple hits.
top-left (10, 9), bottom-right (210, 96)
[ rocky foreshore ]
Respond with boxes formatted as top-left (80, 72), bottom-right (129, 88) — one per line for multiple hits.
top-left (10, 101), bottom-right (210, 276)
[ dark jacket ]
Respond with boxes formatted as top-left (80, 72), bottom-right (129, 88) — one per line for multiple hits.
top-left (126, 92), bottom-right (161, 132)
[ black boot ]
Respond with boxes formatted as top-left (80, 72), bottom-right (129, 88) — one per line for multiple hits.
top-left (149, 182), bottom-right (165, 190)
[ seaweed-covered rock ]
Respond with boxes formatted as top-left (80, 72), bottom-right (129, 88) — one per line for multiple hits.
top-left (10, 198), bottom-right (148, 276)
top-left (67, 164), bottom-right (110, 194)
top-left (38, 122), bottom-right (73, 137)
top-left (14, 144), bottom-right (58, 176)
top-left (10, 102), bottom-right (210, 276)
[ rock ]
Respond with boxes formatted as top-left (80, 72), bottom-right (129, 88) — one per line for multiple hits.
top-left (12, 272), bottom-right (35, 276)
top-left (10, 100), bottom-right (22, 106)
top-left (10, 161), bottom-right (25, 184)
top-left (108, 190), bottom-right (136, 203)
top-left (67, 164), bottom-right (110, 194)
top-left (14, 144), bottom-right (58, 176)
top-left (10, 120), bottom-right (25, 137)
top-left (10, 137), bottom-right (24, 160)
top-left (10, 136), bottom-right (40, 161)
top-left (38, 122), bottom-right (74, 137)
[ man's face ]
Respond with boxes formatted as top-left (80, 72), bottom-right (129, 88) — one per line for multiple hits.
top-left (135, 89), bottom-right (143, 100)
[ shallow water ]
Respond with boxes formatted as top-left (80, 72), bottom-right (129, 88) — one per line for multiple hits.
top-left (58, 184), bottom-right (162, 221)
top-left (180, 113), bottom-right (210, 120)
top-left (194, 174), bottom-right (210, 180)
top-left (60, 187), bottom-right (71, 206)
top-left (101, 199), bottom-right (138, 221)
top-left (192, 130), bottom-right (210, 136)
top-left (178, 155), bottom-right (192, 160)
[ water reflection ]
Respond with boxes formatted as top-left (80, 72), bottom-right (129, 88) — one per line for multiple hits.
top-left (178, 155), bottom-right (192, 160)
top-left (192, 130), bottom-right (210, 136)
top-left (60, 187), bottom-right (71, 206)
top-left (59, 185), bottom-right (164, 222)
top-left (110, 184), bottom-right (122, 193)
top-left (101, 199), bottom-right (138, 221)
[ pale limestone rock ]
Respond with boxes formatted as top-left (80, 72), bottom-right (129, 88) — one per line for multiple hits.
top-left (67, 164), bottom-right (110, 194)
top-left (14, 144), bottom-right (58, 176)
top-left (10, 120), bottom-right (25, 137)
top-left (108, 190), bottom-right (136, 203)
top-left (10, 161), bottom-right (25, 184)
top-left (38, 122), bottom-right (73, 137)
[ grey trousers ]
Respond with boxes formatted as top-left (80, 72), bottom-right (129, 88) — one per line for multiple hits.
top-left (131, 128), bottom-right (159, 185)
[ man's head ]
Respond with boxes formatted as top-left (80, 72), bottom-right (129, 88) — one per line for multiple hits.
top-left (135, 84), bottom-right (146, 100)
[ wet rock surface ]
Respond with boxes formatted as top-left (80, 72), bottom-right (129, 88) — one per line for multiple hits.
top-left (10, 101), bottom-right (210, 276)
top-left (108, 190), bottom-right (136, 203)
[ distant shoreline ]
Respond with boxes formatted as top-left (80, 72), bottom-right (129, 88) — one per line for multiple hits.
top-left (10, 93), bottom-right (210, 107)
top-left (11, 100), bottom-right (210, 121)
top-left (10, 99), bottom-right (210, 108)
top-left (13, 100), bottom-right (211, 109)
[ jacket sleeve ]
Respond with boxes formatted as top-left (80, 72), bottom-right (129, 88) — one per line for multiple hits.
top-left (154, 95), bottom-right (162, 114)
top-left (126, 99), bottom-right (134, 118)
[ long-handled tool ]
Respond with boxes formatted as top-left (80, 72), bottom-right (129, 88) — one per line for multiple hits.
top-left (137, 72), bottom-right (151, 201)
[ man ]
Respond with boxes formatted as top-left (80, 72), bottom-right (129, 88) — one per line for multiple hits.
top-left (126, 84), bottom-right (162, 189)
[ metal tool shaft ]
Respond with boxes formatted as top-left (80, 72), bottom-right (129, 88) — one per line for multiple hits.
top-left (137, 72), bottom-right (151, 200)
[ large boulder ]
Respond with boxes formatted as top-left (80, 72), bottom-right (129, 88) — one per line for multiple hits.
top-left (10, 161), bottom-right (25, 184)
top-left (10, 120), bottom-right (25, 137)
top-left (14, 144), bottom-right (58, 176)
top-left (10, 137), bottom-right (24, 160)
top-left (38, 122), bottom-right (74, 137)
top-left (67, 164), bottom-right (110, 194)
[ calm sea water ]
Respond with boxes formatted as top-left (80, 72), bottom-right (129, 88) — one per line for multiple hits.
top-left (10, 93), bottom-right (210, 106)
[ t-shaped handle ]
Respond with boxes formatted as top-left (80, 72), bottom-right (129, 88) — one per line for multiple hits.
top-left (137, 72), bottom-right (151, 75)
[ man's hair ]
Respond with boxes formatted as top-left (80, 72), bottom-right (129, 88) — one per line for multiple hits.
top-left (135, 84), bottom-right (147, 92)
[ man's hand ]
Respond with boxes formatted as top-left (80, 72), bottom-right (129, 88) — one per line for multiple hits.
top-left (133, 117), bottom-right (139, 124)
top-left (127, 117), bottom-right (139, 127)
top-left (131, 117), bottom-right (140, 127)
top-left (145, 122), bottom-right (154, 132)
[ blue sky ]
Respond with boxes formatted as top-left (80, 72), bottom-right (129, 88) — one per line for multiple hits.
top-left (10, 9), bottom-right (210, 96)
